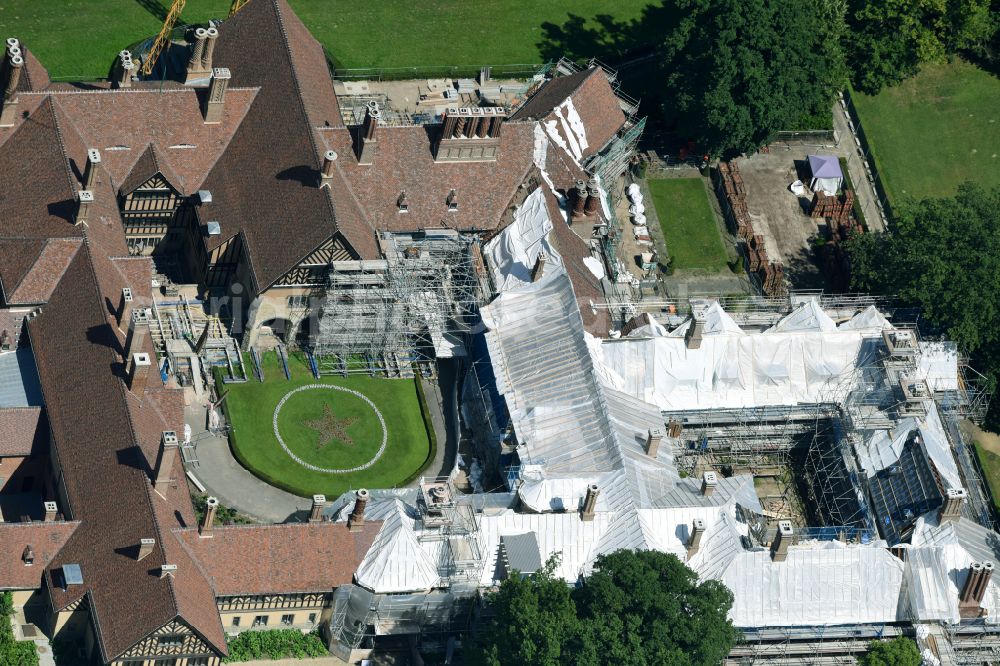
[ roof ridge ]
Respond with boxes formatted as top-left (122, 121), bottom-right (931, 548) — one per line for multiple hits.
top-left (43, 96), bottom-right (82, 198)
top-left (270, 0), bottom-right (323, 169)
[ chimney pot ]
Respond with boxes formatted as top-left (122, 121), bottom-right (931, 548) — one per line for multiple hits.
top-left (200, 496), bottom-right (219, 537)
top-left (115, 51), bottom-right (135, 89)
top-left (43, 501), bottom-right (58, 521)
top-left (5, 38), bottom-right (19, 51)
top-left (348, 489), bottom-right (369, 532)
top-left (200, 26), bottom-right (219, 72)
top-left (83, 148), bottom-right (102, 190)
top-left (137, 538), bottom-right (155, 561)
top-left (571, 180), bottom-right (588, 217)
top-left (358, 103), bottom-right (380, 165)
top-left (128, 352), bottom-right (153, 393)
top-left (309, 494), bottom-right (327, 523)
top-left (584, 185), bottom-right (601, 216)
top-left (321, 150), bottom-right (337, 182)
top-left (701, 471), bottom-right (718, 496)
top-left (581, 483), bottom-right (599, 521)
top-left (530, 253), bottom-right (547, 283)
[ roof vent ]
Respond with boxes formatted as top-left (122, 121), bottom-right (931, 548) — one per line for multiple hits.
top-left (22, 545), bottom-right (34, 566)
top-left (160, 564), bottom-right (178, 579)
top-left (122, 287), bottom-right (133, 303)
top-left (197, 190), bottom-right (212, 204)
top-left (397, 191), bottom-right (408, 213)
top-left (205, 221), bottom-right (221, 236)
top-left (447, 189), bottom-right (458, 212)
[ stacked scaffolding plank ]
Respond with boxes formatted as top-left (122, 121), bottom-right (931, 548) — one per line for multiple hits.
top-left (716, 161), bottom-right (786, 297)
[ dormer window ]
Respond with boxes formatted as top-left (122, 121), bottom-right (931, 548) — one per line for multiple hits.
top-left (397, 191), bottom-right (409, 213)
top-left (447, 189), bottom-right (458, 212)
top-left (22, 545), bottom-right (34, 566)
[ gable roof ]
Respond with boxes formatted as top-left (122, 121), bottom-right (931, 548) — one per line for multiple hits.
top-left (5, 238), bottom-right (82, 304)
top-left (0, 406), bottom-right (47, 456)
top-left (119, 143), bottom-right (187, 196)
top-left (175, 521), bottom-right (381, 596)
top-left (0, 521), bottom-right (80, 590)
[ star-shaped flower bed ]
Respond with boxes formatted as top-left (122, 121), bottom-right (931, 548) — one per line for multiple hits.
top-left (305, 404), bottom-right (359, 450)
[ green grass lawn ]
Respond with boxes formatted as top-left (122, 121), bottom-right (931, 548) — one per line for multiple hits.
top-left (0, 0), bottom-right (656, 80)
top-left (852, 60), bottom-right (1000, 203)
top-left (973, 441), bottom-right (1000, 519)
top-left (220, 351), bottom-right (433, 497)
top-left (647, 177), bottom-right (729, 272)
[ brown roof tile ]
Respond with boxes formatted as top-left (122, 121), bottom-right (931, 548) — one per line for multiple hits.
top-left (8, 238), bottom-right (82, 304)
top-left (175, 521), bottom-right (381, 595)
top-left (0, 239), bottom-right (47, 300)
top-left (118, 142), bottom-right (188, 196)
top-left (0, 407), bottom-right (46, 457)
top-left (0, 521), bottom-right (80, 591)
top-left (511, 67), bottom-right (625, 159)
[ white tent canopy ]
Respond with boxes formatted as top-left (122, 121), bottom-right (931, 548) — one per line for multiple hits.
top-left (808, 154), bottom-right (843, 195)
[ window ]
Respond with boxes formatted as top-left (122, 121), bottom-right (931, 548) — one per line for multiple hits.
top-left (122, 660), bottom-right (144, 666)
top-left (286, 295), bottom-right (310, 309)
top-left (308, 613), bottom-right (317, 624)
top-left (188, 658), bottom-right (210, 666)
top-left (252, 615), bottom-right (268, 628)
top-left (281, 614), bottom-right (294, 626)
top-left (158, 634), bottom-right (184, 648)
top-left (231, 616), bottom-right (241, 627)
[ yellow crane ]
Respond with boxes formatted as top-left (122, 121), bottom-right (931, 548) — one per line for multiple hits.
top-left (140, 0), bottom-right (187, 76)
top-left (229, 0), bottom-right (250, 16)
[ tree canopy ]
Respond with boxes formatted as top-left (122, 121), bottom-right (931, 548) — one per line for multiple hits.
top-left (661, 0), bottom-right (847, 157)
top-left (475, 550), bottom-right (738, 666)
top-left (859, 636), bottom-right (922, 666)
top-left (846, 0), bottom-right (996, 93)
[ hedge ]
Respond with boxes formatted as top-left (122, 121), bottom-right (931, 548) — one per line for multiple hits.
top-left (223, 629), bottom-right (328, 662)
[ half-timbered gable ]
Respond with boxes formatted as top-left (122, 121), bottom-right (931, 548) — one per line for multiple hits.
top-left (272, 235), bottom-right (354, 288)
top-left (118, 144), bottom-right (188, 256)
top-left (113, 618), bottom-right (219, 666)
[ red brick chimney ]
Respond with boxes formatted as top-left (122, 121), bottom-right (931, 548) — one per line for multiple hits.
top-left (358, 101), bottom-right (380, 165)
top-left (154, 431), bottom-right (179, 494)
top-left (185, 27), bottom-right (209, 84)
top-left (200, 26), bottom-right (219, 73)
top-left (583, 180), bottom-right (601, 216)
top-left (571, 180), bottom-right (587, 218)
top-left (309, 494), bottom-right (327, 523)
top-left (74, 190), bottom-right (94, 227)
top-left (348, 489), bottom-right (369, 532)
top-left (43, 501), bottom-right (58, 522)
top-left (687, 518), bottom-right (705, 558)
top-left (203, 67), bottom-right (231, 124)
top-left (125, 308), bottom-right (150, 374)
top-left (128, 352), bottom-right (152, 394)
top-left (320, 150), bottom-right (337, 185)
top-left (200, 496), bottom-right (219, 537)
top-left (940, 487), bottom-right (967, 523)
top-left (83, 148), bottom-right (102, 190)
top-left (960, 561), bottom-right (994, 617)
top-left (771, 520), bottom-right (793, 562)
top-left (137, 538), bottom-right (155, 561)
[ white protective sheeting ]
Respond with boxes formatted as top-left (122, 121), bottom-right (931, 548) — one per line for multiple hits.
top-left (855, 417), bottom-right (919, 478)
top-left (917, 342), bottom-right (960, 391)
top-left (582, 256), bottom-right (605, 280)
top-left (839, 305), bottom-right (893, 332)
top-left (902, 546), bottom-right (960, 623)
top-left (919, 403), bottom-right (962, 491)
top-left (354, 500), bottom-right (443, 593)
top-left (765, 298), bottom-right (836, 333)
top-left (484, 187), bottom-right (563, 293)
top-left (722, 542), bottom-right (905, 627)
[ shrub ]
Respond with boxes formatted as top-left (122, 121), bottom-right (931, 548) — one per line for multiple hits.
top-left (860, 637), bottom-right (921, 666)
top-left (0, 592), bottom-right (39, 666)
top-left (223, 629), bottom-right (328, 663)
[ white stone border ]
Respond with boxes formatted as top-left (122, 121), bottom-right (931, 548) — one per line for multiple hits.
top-left (272, 384), bottom-right (388, 474)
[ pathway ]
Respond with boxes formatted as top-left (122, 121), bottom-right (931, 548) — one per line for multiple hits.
top-left (408, 358), bottom-right (460, 485)
top-left (832, 97), bottom-right (887, 232)
top-left (184, 403), bottom-right (312, 523)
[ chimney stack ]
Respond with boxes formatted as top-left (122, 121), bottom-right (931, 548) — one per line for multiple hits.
top-left (581, 484), bottom-right (600, 522)
top-left (701, 471), bottom-right (718, 496)
top-left (0, 46), bottom-right (23, 128)
top-left (571, 180), bottom-right (587, 218)
top-left (685, 316), bottom-right (705, 350)
top-left (137, 538), bottom-right (155, 561)
top-left (74, 190), bottom-right (94, 226)
top-left (119, 288), bottom-right (133, 328)
top-left (771, 520), bottom-right (793, 562)
top-left (687, 518), bottom-right (705, 558)
top-left (667, 418), bottom-right (683, 438)
top-left (309, 494), bottom-right (327, 523)
top-left (160, 564), bottom-right (177, 579)
top-left (487, 107), bottom-right (507, 138)
top-left (348, 489), bottom-right (369, 532)
top-left (940, 487), bottom-right (967, 522)
top-left (125, 308), bottom-right (151, 374)
top-left (200, 496), bottom-right (219, 537)
top-left (203, 67), bottom-right (231, 124)
top-left (358, 101), bottom-right (380, 165)
top-left (154, 431), bottom-right (179, 494)
top-left (584, 180), bottom-right (601, 216)
top-left (435, 107), bottom-right (504, 162)
top-left (83, 148), bottom-right (102, 190)
top-left (645, 428), bottom-right (664, 458)
top-left (959, 560), bottom-right (993, 617)
top-left (185, 27), bottom-right (209, 83)
top-left (442, 107), bottom-right (458, 138)
top-left (320, 150), bottom-right (338, 184)
top-left (43, 501), bottom-right (58, 522)
top-left (128, 352), bottom-right (153, 394)
top-left (200, 26), bottom-right (219, 73)
top-left (115, 50), bottom-right (135, 89)
top-left (530, 253), bottom-right (546, 282)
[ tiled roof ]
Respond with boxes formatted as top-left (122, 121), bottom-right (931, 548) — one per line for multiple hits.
top-left (7, 238), bottom-right (82, 305)
top-left (174, 522), bottom-right (381, 595)
top-left (0, 239), bottom-right (47, 301)
top-left (29, 246), bottom-right (225, 661)
top-left (0, 407), bottom-right (46, 457)
top-left (319, 123), bottom-right (535, 254)
top-left (0, 521), bottom-right (80, 591)
top-left (197, 0), bottom-right (342, 287)
top-left (118, 143), bottom-right (188, 196)
top-left (511, 67), bottom-right (625, 159)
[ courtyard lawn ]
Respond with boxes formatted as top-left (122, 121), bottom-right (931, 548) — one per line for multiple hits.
top-left (851, 60), bottom-right (1000, 203)
top-left (973, 442), bottom-right (1000, 519)
top-left (0, 0), bottom-right (657, 81)
top-left (648, 178), bottom-right (729, 272)
top-left (220, 351), bottom-right (433, 498)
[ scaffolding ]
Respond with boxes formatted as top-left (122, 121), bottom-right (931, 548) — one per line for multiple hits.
top-left (310, 230), bottom-right (483, 376)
